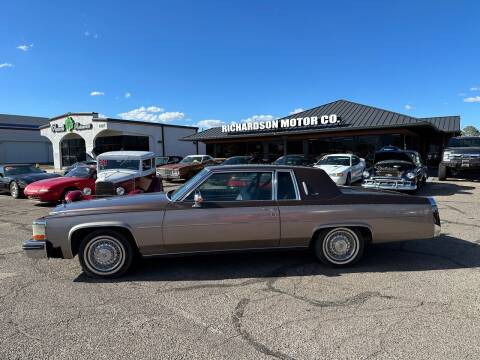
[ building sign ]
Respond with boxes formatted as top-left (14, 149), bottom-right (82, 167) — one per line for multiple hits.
top-left (221, 114), bottom-right (339, 133)
top-left (51, 116), bottom-right (93, 133)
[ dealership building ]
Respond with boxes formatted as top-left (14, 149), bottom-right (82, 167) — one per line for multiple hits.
top-left (183, 99), bottom-right (461, 163)
top-left (39, 112), bottom-right (205, 170)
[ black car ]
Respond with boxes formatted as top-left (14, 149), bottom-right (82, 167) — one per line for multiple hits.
top-left (438, 136), bottom-right (480, 180)
top-left (221, 156), bottom-right (261, 165)
top-left (362, 146), bottom-right (427, 192)
top-left (273, 154), bottom-right (316, 166)
top-left (0, 164), bottom-right (60, 199)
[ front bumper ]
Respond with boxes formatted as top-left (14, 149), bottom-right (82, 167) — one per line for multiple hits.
top-left (434, 224), bottom-right (441, 237)
top-left (362, 177), bottom-right (417, 191)
top-left (441, 159), bottom-right (480, 170)
top-left (22, 240), bottom-right (47, 259)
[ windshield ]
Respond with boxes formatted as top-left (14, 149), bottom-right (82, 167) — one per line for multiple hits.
top-left (4, 166), bottom-right (43, 176)
top-left (448, 138), bottom-right (480, 147)
top-left (155, 157), bottom-right (169, 166)
top-left (316, 156), bottom-right (350, 166)
top-left (223, 157), bottom-right (249, 165)
top-left (180, 156), bottom-right (203, 164)
top-left (98, 159), bottom-right (139, 171)
top-left (170, 169), bottom-right (208, 201)
top-left (66, 167), bottom-right (94, 178)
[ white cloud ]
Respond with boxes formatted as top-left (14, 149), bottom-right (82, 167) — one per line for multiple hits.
top-left (196, 119), bottom-right (225, 129)
top-left (118, 106), bottom-right (185, 123)
top-left (0, 63), bottom-right (13, 68)
top-left (90, 91), bottom-right (105, 96)
top-left (241, 114), bottom-right (276, 123)
top-left (470, 87), bottom-right (480, 91)
top-left (84, 31), bottom-right (90, 36)
top-left (17, 43), bottom-right (33, 51)
top-left (146, 106), bottom-right (164, 113)
top-left (458, 92), bottom-right (467, 96)
top-left (124, 92), bottom-right (131, 98)
top-left (84, 31), bottom-right (98, 39)
top-left (98, 113), bottom-right (107, 118)
top-left (404, 104), bottom-right (413, 110)
top-left (289, 108), bottom-right (305, 115)
top-left (464, 96), bottom-right (480, 103)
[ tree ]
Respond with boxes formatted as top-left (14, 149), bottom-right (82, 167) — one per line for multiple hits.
top-left (461, 125), bottom-right (480, 136)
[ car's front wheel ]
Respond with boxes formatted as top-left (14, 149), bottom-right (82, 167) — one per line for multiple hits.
top-left (78, 230), bottom-right (134, 278)
top-left (313, 227), bottom-right (364, 267)
top-left (10, 182), bottom-right (21, 199)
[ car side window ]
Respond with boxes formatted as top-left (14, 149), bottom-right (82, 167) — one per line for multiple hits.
top-left (277, 171), bottom-right (297, 200)
top-left (185, 172), bottom-right (273, 201)
top-left (142, 159), bottom-right (152, 171)
top-left (351, 156), bottom-right (360, 165)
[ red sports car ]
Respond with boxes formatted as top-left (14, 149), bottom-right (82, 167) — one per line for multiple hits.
top-left (24, 166), bottom-right (96, 203)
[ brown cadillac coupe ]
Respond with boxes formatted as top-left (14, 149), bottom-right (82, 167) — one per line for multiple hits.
top-left (156, 154), bottom-right (216, 180)
top-left (23, 165), bottom-right (441, 278)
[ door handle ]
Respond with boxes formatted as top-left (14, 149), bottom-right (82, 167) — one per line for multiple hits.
top-left (261, 208), bottom-right (277, 217)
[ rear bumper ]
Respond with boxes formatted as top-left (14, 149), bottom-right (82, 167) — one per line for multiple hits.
top-left (22, 240), bottom-right (47, 259)
top-left (362, 178), bottom-right (416, 191)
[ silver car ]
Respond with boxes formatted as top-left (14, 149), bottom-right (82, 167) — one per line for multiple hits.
top-left (23, 165), bottom-right (441, 278)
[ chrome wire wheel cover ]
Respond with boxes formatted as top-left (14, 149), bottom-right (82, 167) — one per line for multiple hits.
top-left (84, 236), bottom-right (126, 275)
top-left (10, 182), bottom-right (18, 197)
top-left (322, 228), bottom-right (360, 265)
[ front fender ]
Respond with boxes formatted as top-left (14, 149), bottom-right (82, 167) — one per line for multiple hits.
top-left (68, 221), bottom-right (138, 255)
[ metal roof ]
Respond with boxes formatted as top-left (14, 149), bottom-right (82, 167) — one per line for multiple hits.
top-left (183, 99), bottom-right (461, 141)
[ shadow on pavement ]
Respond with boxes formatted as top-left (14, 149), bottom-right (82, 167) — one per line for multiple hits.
top-left (74, 234), bottom-right (480, 283)
top-left (417, 181), bottom-right (475, 196)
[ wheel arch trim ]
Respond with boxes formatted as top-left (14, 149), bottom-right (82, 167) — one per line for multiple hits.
top-left (310, 223), bottom-right (373, 245)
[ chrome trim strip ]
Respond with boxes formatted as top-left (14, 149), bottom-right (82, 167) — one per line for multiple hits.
top-left (142, 245), bottom-right (310, 258)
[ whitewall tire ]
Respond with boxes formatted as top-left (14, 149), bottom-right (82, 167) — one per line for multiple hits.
top-left (314, 227), bottom-right (364, 267)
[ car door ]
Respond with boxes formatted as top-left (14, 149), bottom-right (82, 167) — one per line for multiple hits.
top-left (351, 156), bottom-right (363, 180)
top-left (162, 170), bottom-right (280, 253)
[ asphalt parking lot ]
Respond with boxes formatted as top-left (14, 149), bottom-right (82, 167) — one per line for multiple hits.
top-left (1, 178), bottom-right (480, 359)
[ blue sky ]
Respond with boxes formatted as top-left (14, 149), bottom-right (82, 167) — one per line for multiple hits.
top-left (1, 0), bottom-right (479, 130)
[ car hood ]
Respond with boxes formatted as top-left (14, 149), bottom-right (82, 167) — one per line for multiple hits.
top-left (97, 169), bottom-right (137, 183)
top-left (374, 160), bottom-right (414, 172)
top-left (314, 164), bottom-right (350, 174)
top-left (24, 176), bottom-right (85, 189)
top-left (15, 172), bottom-right (60, 184)
top-left (49, 192), bottom-right (170, 217)
top-left (160, 163), bottom-right (193, 169)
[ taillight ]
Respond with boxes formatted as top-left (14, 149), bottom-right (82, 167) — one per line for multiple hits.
top-left (32, 220), bottom-right (47, 241)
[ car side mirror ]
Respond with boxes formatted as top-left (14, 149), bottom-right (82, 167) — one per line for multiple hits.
top-left (192, 192), bottom-right (203, 208)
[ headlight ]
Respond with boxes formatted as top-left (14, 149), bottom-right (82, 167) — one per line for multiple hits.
top-left (443, 152), bottom-right (451, 161)
top-left (116, 187), bottom-right (126, 196)
top-left (406, 172), bottom-right (415, 179)
top-left (172, 169), bottom-right (179, 175)
top-left (32, 219), bottom-right (47, 241)
top-left (363, 170), bottom-right (370, 178)
top-left (334, 172), bottom-right (344, 177)
top-left (38, 188), bottom-right (49, 193)
top-left (83, 187), bottom-right (92, 195)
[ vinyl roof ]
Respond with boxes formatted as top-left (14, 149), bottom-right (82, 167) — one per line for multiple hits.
top-left (183, 99), bottom-right (460, 141)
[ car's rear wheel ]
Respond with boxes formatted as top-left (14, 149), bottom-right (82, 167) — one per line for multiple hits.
top-left (313, 227), bottom-right (364, 267)
top-left (10, 182), bottom-right (21, 199)
top-left (78, 230), bottom-right (134, 278)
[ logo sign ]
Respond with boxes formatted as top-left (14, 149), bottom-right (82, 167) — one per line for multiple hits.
top-left (221, 114), bottom-right (339, 133)
top-left (51, 117), bottom-right (93, 133)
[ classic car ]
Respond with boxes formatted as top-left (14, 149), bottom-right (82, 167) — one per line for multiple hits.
top-left (66, 151), bottom-right (163, 202)
top-left (156, 154), bottom-right (216, 180)
top-left (273, 154), bottom-right (316, 166)
top-left (438, 136), bottom-right (480, 180)
top-left (314, 154), bottom-right (366, 185)
top-left (0, 164), bottom-right (60, 199)
top-left (24, 165), bottom-right (97, 203)
top-left (362, 146), bottom-right (428, 192)
top-left (23, 164), bottom-right (441, 278)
